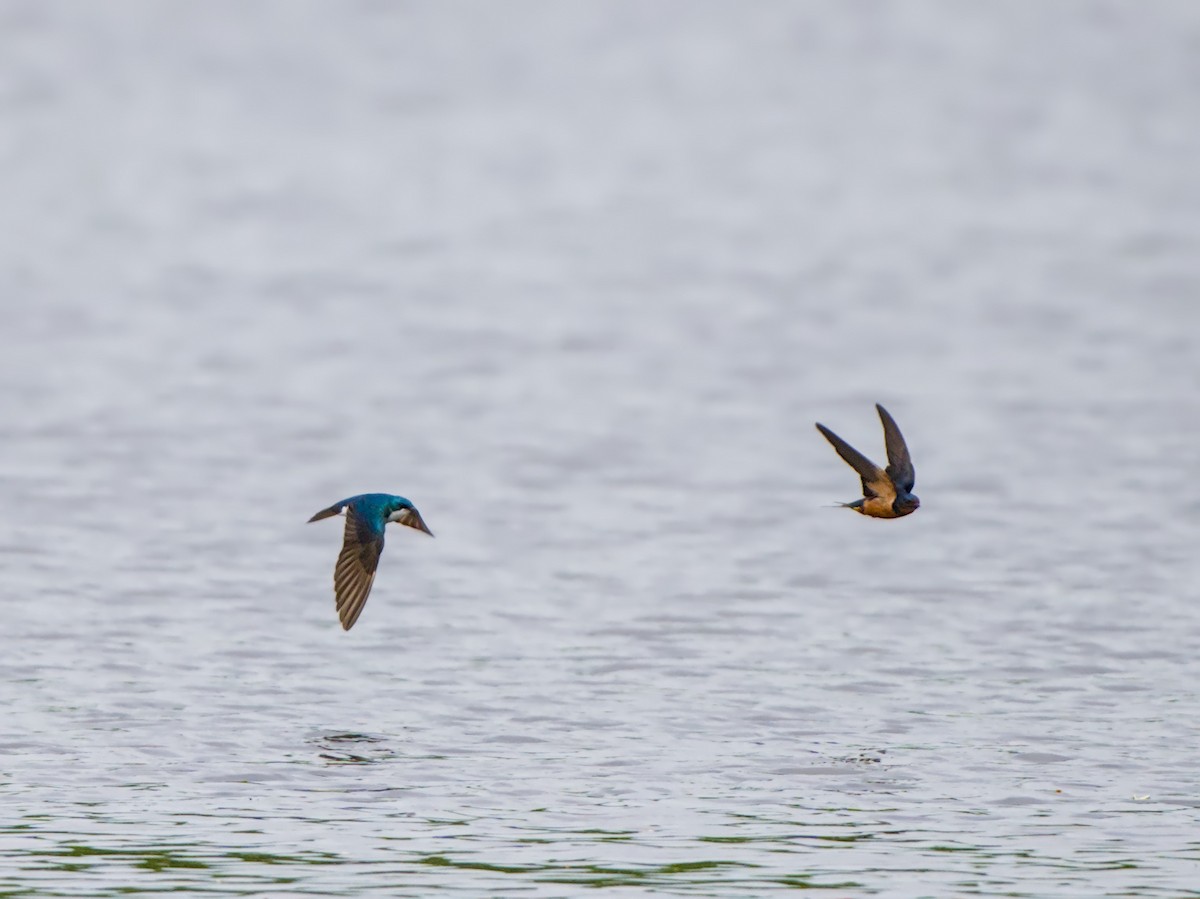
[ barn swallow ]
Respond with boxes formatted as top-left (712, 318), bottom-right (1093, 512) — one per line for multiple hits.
top-left (307, 493), bottom-right (433, 630)
top-left (815, 404), bottom-right (919, 518)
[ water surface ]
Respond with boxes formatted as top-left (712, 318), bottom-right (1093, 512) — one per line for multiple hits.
top-left (1, 2), bottom-right (1199, 895)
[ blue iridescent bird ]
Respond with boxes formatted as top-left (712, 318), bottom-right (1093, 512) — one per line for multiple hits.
top-left (815, 404), bottom-right (920, 519)
top-left (307, 493), bottom-right (433, 630)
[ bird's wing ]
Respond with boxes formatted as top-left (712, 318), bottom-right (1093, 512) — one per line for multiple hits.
top-left (308, 500), bottom-right (347, 523)
top-left (333, 507), bottom-right (385, 631)
top-left (876, 404), bottom-right (915, 492)
top-left (393, 506), bottom-right (434, 537)
top-left (815, 423), bottom-right (894, 501)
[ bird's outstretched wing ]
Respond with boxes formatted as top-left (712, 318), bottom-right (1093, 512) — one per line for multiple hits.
top-left (876, 404), bottom-right (915, 493)
top-left (815, 423), bottom-right (894, 502)
top-left (393, 506), bottom-right (434, 537)
top-left (334, 507), bottom-right (385, 631)
top-left (307, 500), bottom-right (346, 523)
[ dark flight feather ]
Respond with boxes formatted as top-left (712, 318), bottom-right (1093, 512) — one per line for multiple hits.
top-left (333, 507), bottom-right (385, 630)
top-left (393, 506), bottom-right (434, 536)
top-left (815, 423), bottom-right (894, 501)
top-left (307, 502), bottom-right (344, 523)
top-left (876, 403), bottom-right (915, 493)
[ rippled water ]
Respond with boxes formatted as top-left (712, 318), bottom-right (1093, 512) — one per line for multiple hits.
top-left (2, 2), bottom-right (1199, 895)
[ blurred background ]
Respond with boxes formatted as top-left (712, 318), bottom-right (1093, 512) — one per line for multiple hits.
top-left (1, 2), bottom-right (1198, 896)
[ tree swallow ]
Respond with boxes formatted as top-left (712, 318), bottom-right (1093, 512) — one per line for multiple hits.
top-left (815, 404), bottom-right (919, 519)
top-left (307, 493), bottom-right (434, 630)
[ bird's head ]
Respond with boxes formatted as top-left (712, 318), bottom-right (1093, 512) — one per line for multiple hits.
top-left (893, 492), bottom-right (920, 517)
top-left (386, 497), bottom-right (435, 537)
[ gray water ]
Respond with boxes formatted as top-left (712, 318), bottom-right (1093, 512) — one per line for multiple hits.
top-left (2, 2), bottom-right (1199, 896)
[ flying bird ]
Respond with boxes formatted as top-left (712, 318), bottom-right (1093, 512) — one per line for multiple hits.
top-left (815, 404), bottom-right (919, 519)
top-left (307, 493), bottom-right (434, 630)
